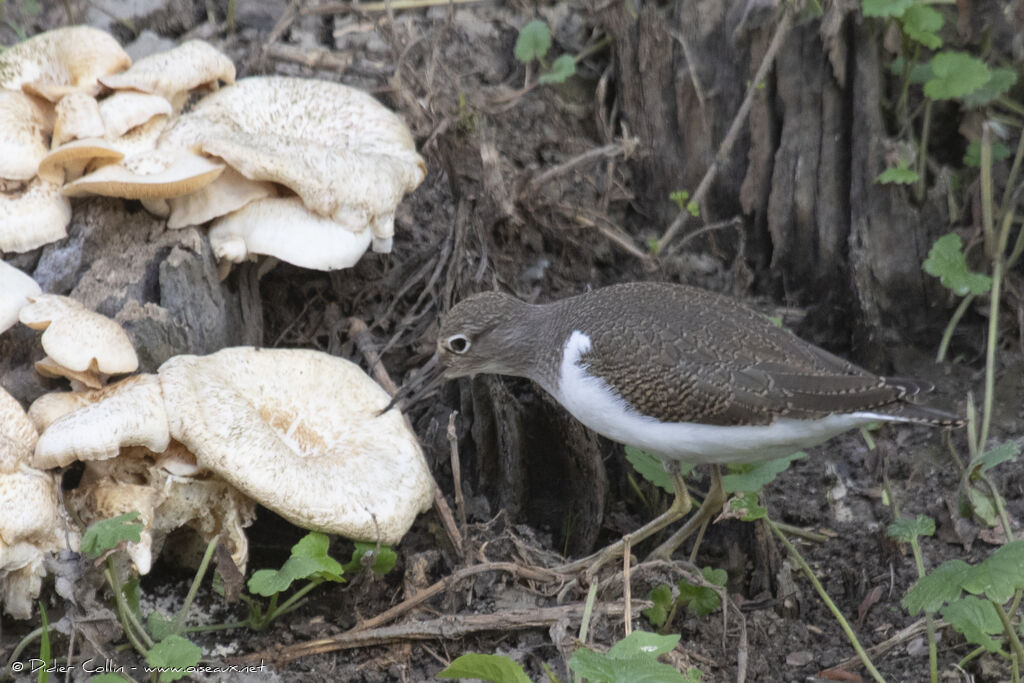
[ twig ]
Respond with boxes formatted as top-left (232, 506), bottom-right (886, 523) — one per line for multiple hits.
top-left (238, 599), bottom-right (643, 664)
top-left (264, 43), bottom-right (353, 71)
top-left (527, 140), bottom-right (638, 191)
top-left (348, 317), bottom-right (399, 394)
top-left (302, 0), bottom-right (487, 15)
top-left (659, 7), bottom-right (792, 249)
top-left (447, 411), bottom-right (467, 530)
top-left (564, 206), bottom-right (652, 262)
top-left (622, 536), bottom-right (632, 636)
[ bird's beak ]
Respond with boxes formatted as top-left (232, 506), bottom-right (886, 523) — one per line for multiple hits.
top-left (379, 353), bottom-right (444, 416)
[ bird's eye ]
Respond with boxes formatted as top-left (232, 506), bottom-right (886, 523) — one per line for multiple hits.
top-left (446, 334), bottom-right (471, 354)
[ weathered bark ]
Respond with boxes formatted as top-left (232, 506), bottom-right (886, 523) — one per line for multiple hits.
top-left (598, 2), bottom-right (955, 348)
top-left (466, 375), bottom-right (607, 556)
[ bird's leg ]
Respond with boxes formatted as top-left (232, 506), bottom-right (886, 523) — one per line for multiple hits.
top-left (556, 461), bottom-right (693, 577)
top-left (646, 465), bottom-right (726, 562)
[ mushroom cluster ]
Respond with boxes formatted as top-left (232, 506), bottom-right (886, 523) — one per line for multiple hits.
top-left (23, 347), bottom-right (432, 582)
top-left (1, 25), bottom-right (425, 272)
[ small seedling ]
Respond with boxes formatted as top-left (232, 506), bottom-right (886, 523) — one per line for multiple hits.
top-left (669, 190), bottom-right (700, 217)
top-left (242, 532), bottom-right (346, 630)
top-left (569, 631), bottom-right (694, 683)
top-left (513, 19), bottom-right (576, 86)
top-left (876, 160), bottom-right (919, 185)
top-left (644, 566), bottom-right (728, 628)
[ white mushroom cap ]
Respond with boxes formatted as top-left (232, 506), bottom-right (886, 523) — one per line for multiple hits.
top-left (52, 92), bottom-right (106, 147)
top-left (33, 374), bottom-right (169, 469)
top-left (158, 347), bottom-right (433, 544)
top-left (99, 40), bottom-right (235, 111)
top-left (62, 148), bottom-right (224, 199)
top-left (37, 138), bottom-right (125, 184)
top-left (0, 260), bottom-right (41, 336)
top-left (158, 76), bottom-right (426, 251)
top-left (167, 165), bottom-right (276, 229)
top-left (19, 294), bottom-right (139, 379)
top-left (209, 197), bottom-right (372, 270)
top-left (0, 26), bottom-right (131, 101)
top-left (0, 90), bottom-right (52, 183)
top-left (0, 386), bottom-right (38, 473)
top-left (98, 91), bottom-right (173, 139)
top-left (0, 177), bottom-right (72, 253)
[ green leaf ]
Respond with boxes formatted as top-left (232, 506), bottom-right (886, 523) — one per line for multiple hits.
top-left (962, 68), bottom-right (1018, 108)
top-left (722, 452), bottom-right (806, 493)
top-left (902, 559), bottom-right (972, 615)
top-left (924, 51), bottom-right (991, 100)
top-left (901, 5), bottom-right (943, 48)
top-left (625, 447), bottom-right (694, 494)
top-left (569, 649), bottom-right (686, 683)
top-left (724, 491), bottom-right (766, 521)
top-left (81, 511), bottom-right (143, 558)
top-left (686, 200), bottom-right (700, 218)
top-left (514, 19), bottom-right (551, 64)
top-left (147, 611), bottom-right (177, 641)
top-left (963, 140), bottom-right (1012, 168)
top-left (684, 668), bottom-right (703, 683)
top-left (862, 0), bottom-right (913, 17)
top-left (677, 578), bottom-right (720, 618)
top-left (608, 631), bottom-right (681, 658)
top-left (539, 54), bottom-right (576, 85)
top-left (886, 514), bottom-right (936, 542)
top-left (967, 487), bottom-right (999, 526)
top-left (922, 233), bottom-right (992, 296)
top-left (642, 584), bottom-right (674, 627)
top-left (343, 542), bottom-right (397, 576)
top-left (941, 596), bottom-right (1004, 652)
top-left (437, 653), bottom-right (532, 683)
top-left (38, 603), bottom-right (50, 683)
top-left (973, 442), bottom-right (1021, 475)
top-left (876, 163), bottom-right (919, 185)
top-left (702, 566), bottom-right (727, 587)
top-left (146, 634), bottom-right (202, 682)
top-left (291, 531), bottom-right (330, 559)
top-left (962, 541), bottom-right (1024, 604)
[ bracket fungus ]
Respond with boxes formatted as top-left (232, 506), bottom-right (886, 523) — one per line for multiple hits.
top-left (0, 177), bottom-right (72, 254)
top-left (62, 148), bottom-right (225, 201)
top-left (0, 26), bottom-right (131, 101)
top-left (158, 76), bottom-right (426, 256)
top-left (19, 294), bottom-right (139, 388)
top-left (158, 348), bottom-right (434, 544)
top-left (0, 260), bottom-right (41, 335)
top-left (0, 90), bottom-right (52, 186)
top-left (98, 40), bottom-right (236, 111)
top-left (0, 387), bottom-right (64, 619)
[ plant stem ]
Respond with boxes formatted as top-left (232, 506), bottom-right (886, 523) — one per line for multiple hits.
top-left (915, 97), bottom-right (932, 202)
top-left (105, 558), bottom-right (153, 653)
top-left (768, 519), bottom-right (886, 683)
top-left (993, 601), bottom-right (1024, 671)
top-left (5, 626), bottom-right (46, 674)
top-left (935, 294), bottom-right (974, 363)
top-left (269, 579), bottom-right (323, 621)
top-left (908, 537), bottom-right (938, 683)
top-left (172, 537), bottom-right (218, 635)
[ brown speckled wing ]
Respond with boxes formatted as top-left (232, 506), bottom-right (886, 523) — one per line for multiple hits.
top-left (567, 282), bottom-right (908, 426)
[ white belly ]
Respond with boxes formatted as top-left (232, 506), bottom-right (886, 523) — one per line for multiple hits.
top-left (550, 331), bottom-right (897, 464)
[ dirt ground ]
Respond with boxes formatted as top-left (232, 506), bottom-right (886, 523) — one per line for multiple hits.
top-left (1, 1), bottom-right (1023, 682)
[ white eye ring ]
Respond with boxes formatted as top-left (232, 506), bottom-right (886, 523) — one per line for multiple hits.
top-left (446, 334), bottom-right (471, 354)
